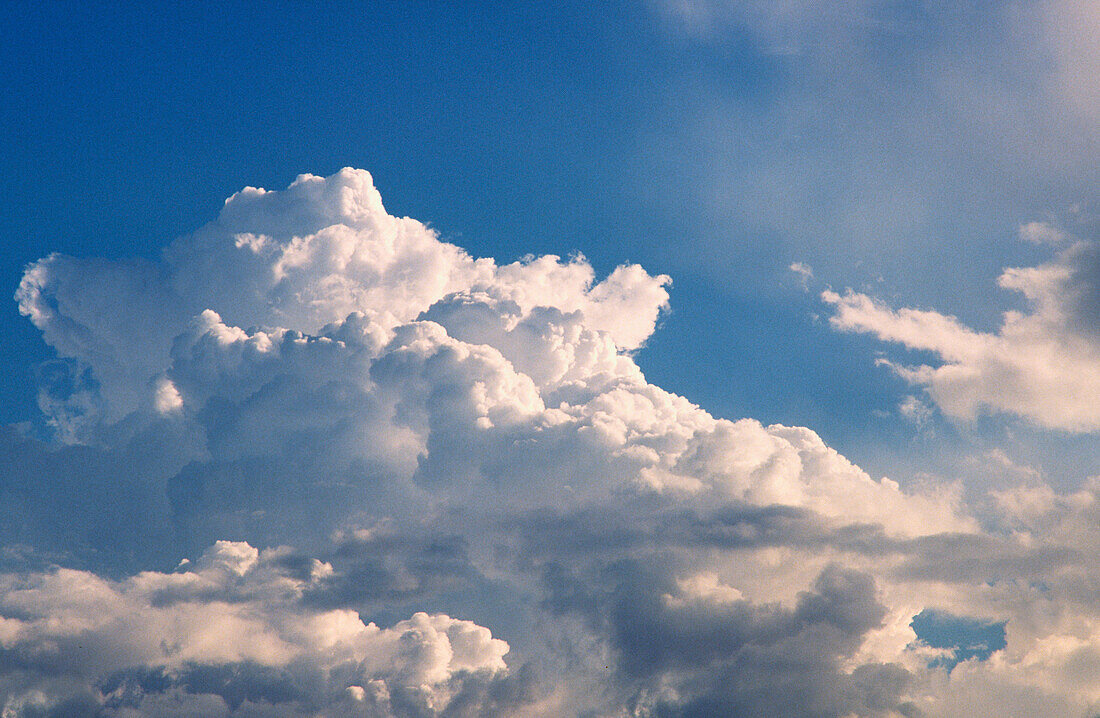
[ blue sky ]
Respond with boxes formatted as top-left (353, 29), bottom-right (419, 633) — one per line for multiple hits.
top-left (2, 2), bottom-right (1100, 716)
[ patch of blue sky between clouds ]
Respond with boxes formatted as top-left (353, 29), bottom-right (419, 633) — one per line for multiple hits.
top-left (911, 609), bottom-right (1008, 671)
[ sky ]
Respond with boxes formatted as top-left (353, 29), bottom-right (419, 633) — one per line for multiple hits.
top-left (1, 1), bottom-right (1099, 716)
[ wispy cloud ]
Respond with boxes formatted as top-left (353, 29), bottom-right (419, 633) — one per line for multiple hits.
top-left (825, 235), bottom-right (1100, 432)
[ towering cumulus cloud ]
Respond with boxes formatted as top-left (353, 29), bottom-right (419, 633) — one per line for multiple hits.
top-left (5, 169), bottom-right (1100, 716)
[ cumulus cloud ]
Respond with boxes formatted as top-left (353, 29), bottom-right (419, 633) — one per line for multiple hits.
top-left (0, 541), bottom-right (512, 717)
top-left (16, 169), bottom-right (670, 437)
top-left (8, 169), bottom-right (1100, 715)
top-left (824, 238), bottom-right (1100, 432)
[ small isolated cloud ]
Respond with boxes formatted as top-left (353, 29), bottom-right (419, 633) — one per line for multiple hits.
top-left (1019, 221), bottom-right (1071, 245)
top-left (8, 169), bottom-right (1100, 716)
top-left (789, 261), bottom-right (814, 290)
top-left (824, 238), bottom-right (1100, 432)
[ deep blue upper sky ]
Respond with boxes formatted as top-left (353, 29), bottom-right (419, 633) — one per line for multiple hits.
top-left (3, 1), bottom-right (1097, 485)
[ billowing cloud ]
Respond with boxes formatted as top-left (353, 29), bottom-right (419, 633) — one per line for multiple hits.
top-left (0, 541), bottom-right (513, 717)
top-left (7, 169), bottom-right (1100, 716)
top-left (824, 238), bottom-right (1100, 432)
top-left (16, 169), bottom-right (670, 437)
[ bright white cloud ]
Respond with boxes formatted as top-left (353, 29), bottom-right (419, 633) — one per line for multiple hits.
top-left (825, 239), bottom-right (1100, 432)
top-left (16, 169), bottom-right (670, 436)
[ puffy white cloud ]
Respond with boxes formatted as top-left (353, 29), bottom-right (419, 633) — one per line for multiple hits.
top-left (16, 169), bottom-right (669, 435)
top-left (10, 168), bottom-right (1100, 716)
top-left (824, 239), bottom-right (1100, 432)
top-left (0, 541), bottom-right (510, 717)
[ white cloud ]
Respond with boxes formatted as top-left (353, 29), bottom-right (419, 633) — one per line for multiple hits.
top-left (789, 261), bottom-right (814, 290)
top-left (651, 0), bottom-right (887, 54)
top-left (824, 239), bottom-right (1100, 432)
top-left (1037, 0), bottom-right (1100, 119)
top-left (1019, 221), bottom-right (1071, 245)
top-left (16, 169), bottom-right (669, 437)
top-left (898, 395), bottom-right (934, 428)
top-left (0, 541), bottom-right (509, 717)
